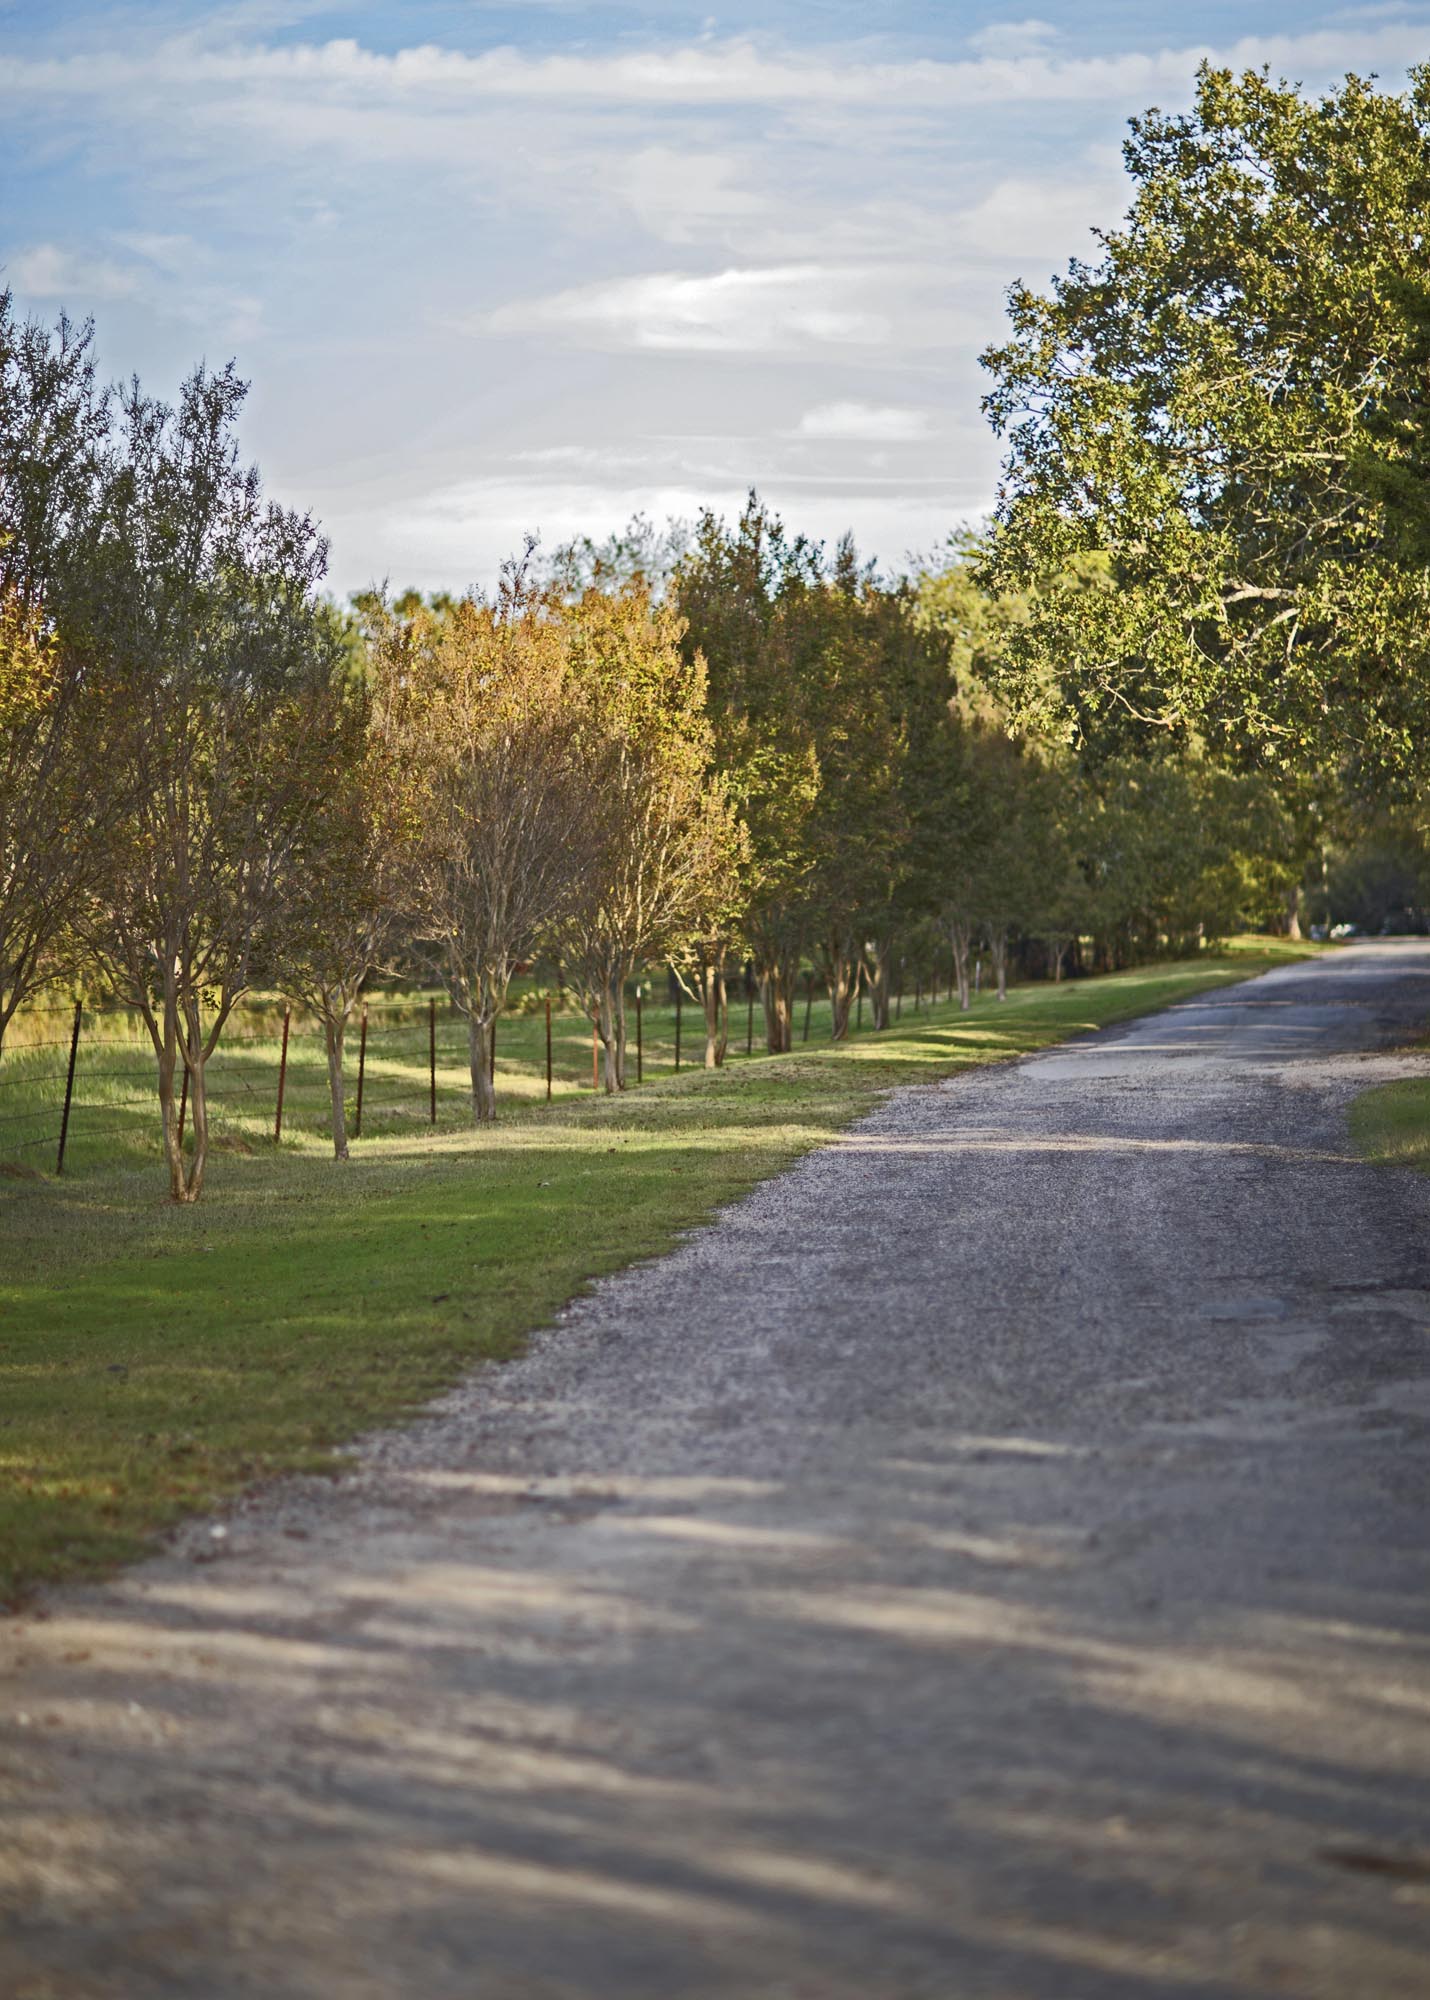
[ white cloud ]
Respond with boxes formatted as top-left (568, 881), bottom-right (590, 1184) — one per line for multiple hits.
top-left (604, 146), bottom-right (766, 246)
top-left (967, 19), bottom-right (1060, 60)
top-left (334, 469), bottom-right (994, 598)
top-left (5, 234), bottom-right (263, 343)
top-left (954, 158), bottom-right (1129, 267)
top-left (114, 230), bottom-right (201, 274)
top-left (797, 402), bottom-right (932, 442)
top-left (7, 242), bottom-right (137, 300)
top-left (484, 265), bottom-right (898, 354)
top-left (6, 21), bottom-right (1430, 120)
top-left (8, 8), bottom-right (1427, 600)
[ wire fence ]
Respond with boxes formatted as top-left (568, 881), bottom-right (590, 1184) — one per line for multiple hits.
top-left (1, 967), bottom-right (954, 1178)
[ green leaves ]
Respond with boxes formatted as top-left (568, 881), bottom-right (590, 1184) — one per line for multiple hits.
top-left (981, 62), bottom-right (1430, 804)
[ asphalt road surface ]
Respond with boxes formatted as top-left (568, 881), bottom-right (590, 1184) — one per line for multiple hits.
top-left (4, 941), bottom-right (1430, 2000)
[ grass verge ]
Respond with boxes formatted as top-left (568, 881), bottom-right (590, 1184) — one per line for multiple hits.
top-left (1348, 1074), bottom-right (1430, 1177)
top-left (0, 939), bottom-right (1319, 1602)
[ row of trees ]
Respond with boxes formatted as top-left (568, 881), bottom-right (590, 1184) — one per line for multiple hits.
top-left (14, 46), bottom-right (1422, 1207)
top-left (0, 311), bottom-right (746, 1197)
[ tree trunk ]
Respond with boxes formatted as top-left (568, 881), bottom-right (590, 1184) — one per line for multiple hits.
top-left (990, 927), bottom-right (1009, 1001)
top-left (949, 921), bottom-right (973, 1011)
top-left (1283, 882), bottom-right (1303, 940)
top-left (158, 1037), bottom-right (184, 1201)
top-left (760, 955), bottom-right (796, 1053)
top-left (613, 982), bottom-right (628, 1090)
top-left (700, 958), bottom-right (727, 1067)
top-left (324, 1015), bottom-right (349, 1160)
top-left (597, 983), bottom-right (619, 1094)
top-left (184, 1048), bottom-right (210, 1202)
top-left (826, 948), bottom-right (856, 1041)
top-left (467, 1010), bottom-right (496, 1122)
top-left (152, 992), bottom-right (209, 1201)
top-left (866, 940), bottom-right (893, 1030)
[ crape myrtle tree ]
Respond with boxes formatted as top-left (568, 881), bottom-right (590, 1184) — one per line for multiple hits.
top-left (80, 364), bottom-right (343, 1203)
top-left (912, 540), bottom-right (1074, 1004)
top-left (951, 722), bottom-right (1063, 1004)
top-left (675, 499), bottom-right (925, 1049)
top-left (557, 582), bottom-right (741, 1087)
top-left (412, 560), bottom-right (591, 1123)
top-left (981, 63), bottom-right (1430, 807)
top-left (800, 541), bottom-right (910, 1042)
top-left (0, 298), bottom-right (112, 1053)
top-left (675, 499), bottom-right (826, 1053)
top-left (278, 602), bottom-right (426, 1160)
top-left (858, 565), bottom-right (961, 1029)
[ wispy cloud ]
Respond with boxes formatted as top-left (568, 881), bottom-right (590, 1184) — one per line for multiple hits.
top-left (6, 4), bottom-right (1427, 592)
top-left (796, 402), bottom-right (932, 442)
top-left (5, 20), bottom-right (1430, 119)
top-left (6, 243), bottom-right (138, 300)
top-left (483, 265), bottom-right (904, 354)
top-left (967, 19), bottom-right (1060, 60)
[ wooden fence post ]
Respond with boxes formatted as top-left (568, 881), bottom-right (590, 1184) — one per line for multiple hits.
top-left (273, 1007), bottom-right (291, 1142)
top-left (55, 1000), bottom-right (82, 1176)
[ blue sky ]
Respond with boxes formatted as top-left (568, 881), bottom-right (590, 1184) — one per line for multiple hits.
top-left (4, 1), bottom-right (1427, 594)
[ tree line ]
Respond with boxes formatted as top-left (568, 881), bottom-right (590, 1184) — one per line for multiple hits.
top-left (7, 59), bottom-right (1425, 1201)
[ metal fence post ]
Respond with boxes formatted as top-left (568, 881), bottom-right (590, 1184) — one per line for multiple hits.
top-left (636, 989), bottom-right (643, 1083)
top-left (489, 1009), bottom-right (496, 1083)
top-left (178, 1063), bottom-right (188, 1146)
top-left (896, 964), bottom-right (904, 1021)
top-left (856, 977), bottom-right (864, 1031)
top-left (545, 997), bottom-right (552, 1102)
top-left (55, 999), bottom-right (82, 1175)
top-left (592, 1016), bottom-right (599, 1090)
top-left (273, 1007), bottom-right (291, 1142)
top-left (746, 987), bottom-right (753, 1056)
top-left (354, 1003), bottom-right (368, 1137)
top-left (802, 971), bottom-right (813, 1043)
top-left (674, 987), bottom-right (682, 1070)
top-left (429, 998), bottom-right (437, 1123)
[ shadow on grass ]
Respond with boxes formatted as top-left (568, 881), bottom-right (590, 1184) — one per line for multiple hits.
top-left (0, 949), bottom-right (1318, 1598)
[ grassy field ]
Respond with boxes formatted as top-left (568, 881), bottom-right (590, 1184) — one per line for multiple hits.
top-left (1348, 1074), bottom-right (1430, 1176)
top-left (0, 940), bottom-right (1320, 1603)
top-left (0, 981), bottom-right (751, 1175)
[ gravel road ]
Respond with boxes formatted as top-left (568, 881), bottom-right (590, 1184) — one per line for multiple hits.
top-left (4, 940), bottom-right (1430, 2000)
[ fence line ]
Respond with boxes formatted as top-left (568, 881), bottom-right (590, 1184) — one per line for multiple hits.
top-left (3, 978), bottom-right (859, 1176)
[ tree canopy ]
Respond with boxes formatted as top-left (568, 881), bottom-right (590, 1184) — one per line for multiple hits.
top-left (981, 63), bottom-right (1430, 804)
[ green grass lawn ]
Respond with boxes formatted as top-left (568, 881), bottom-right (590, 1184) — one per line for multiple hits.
top-left (0, 940), bottom-right (1319, 1603)
top-left (1348, 1073), bottom-right (1430, 1176)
